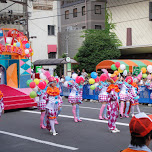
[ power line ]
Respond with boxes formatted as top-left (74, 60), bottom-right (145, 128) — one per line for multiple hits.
top-left (0, 2), bottom-right (15, 13)
top-left (29, 0), bottom-right (148, 20)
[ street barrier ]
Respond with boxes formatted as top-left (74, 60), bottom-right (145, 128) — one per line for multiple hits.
top-left (60, 83), bottom-right (152, 104)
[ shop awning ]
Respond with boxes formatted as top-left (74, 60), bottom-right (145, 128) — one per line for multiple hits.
top-left (96, 59), bottom-right (152, 72)
top-left (33, 58), bottom-right (78, 66)
top-left (47, 45), bottom-right (57, 53)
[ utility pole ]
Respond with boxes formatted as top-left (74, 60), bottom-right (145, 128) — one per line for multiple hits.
top-left (23, 0), bottom-right (29, 39)
top-left (66, 35), bottom-right (69, 56)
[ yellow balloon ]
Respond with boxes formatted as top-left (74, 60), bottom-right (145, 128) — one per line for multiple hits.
top-left (89, 78), bottom-right (95, 84)
top-left (31, 52), bottom-right (34, 56)
top-left (13, 43), bottom-right (16, 47)
top-left (118, 67), bottom-right (123, 73)
top-left (34, 78), bottom-right (39, 85)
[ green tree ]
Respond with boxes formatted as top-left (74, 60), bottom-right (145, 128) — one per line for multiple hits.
top-left (74, 10), bottom-right (122, 73)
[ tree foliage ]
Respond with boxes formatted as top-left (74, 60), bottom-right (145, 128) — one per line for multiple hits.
top-left (74, 10), bottom-right (122, 73)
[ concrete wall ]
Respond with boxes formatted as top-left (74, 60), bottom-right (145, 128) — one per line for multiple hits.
top-left (107, 0), bottom-right (152, 46)
top-left (58, 30), bottom-right (84, 58)
top-left (28, 1), bottom-right (59, 62)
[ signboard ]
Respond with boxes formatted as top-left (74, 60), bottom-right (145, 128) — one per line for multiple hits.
top-left (67, 63), bottom-right (71, 71)
top-left (36, 66), bottom-right (42, 73)
top-left (133, 66), bottom-right (140, 75)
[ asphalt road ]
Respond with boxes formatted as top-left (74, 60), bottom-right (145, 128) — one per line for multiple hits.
top-left (0, 100), bottom-right (152, 152)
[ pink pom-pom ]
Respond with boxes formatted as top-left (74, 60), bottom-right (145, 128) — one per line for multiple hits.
top-left (125, 76), bottom-right (133, 84)
top-left (56, 78), bottom-right (59, 83)
top-left (44, 71), bottom-right (50, 79)
top-left (100, 74), bottom-right (107, 82)
top-left (95, 76), bottom-right (100, 83)
top-left (48, 77), bottom-right (55, 82)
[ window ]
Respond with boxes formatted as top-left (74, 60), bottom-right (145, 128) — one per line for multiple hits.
top-left (95, 25), bottom-right (102, 30)
top-left (48, 52), bottom-right (56, 59)
top-left (73, 8), bottom-right (77, 18)
top-left (82, 26), bottom-right (86, 29)
top-left (82, 6), bottom-right (85, 16)
top-left (48, 25), bottom-right (55, 35)
top-left (95, 5), bottom-right (101, 14)
top-left (65, 10), bottom-right (69, 19)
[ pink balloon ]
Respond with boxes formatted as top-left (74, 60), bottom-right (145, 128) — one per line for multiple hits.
top-left (115, 62), bottom-right (120, 68)
top-left (29, 48), bottom-right (32, 53)
top-left (38, 82), bottom-right (46, 90)
top-left (26, 54), bottom-right (30, 58)
top-left (95, 76), bottom-right (100, 83)
top-left (29, 82), bottom-right (36, 88)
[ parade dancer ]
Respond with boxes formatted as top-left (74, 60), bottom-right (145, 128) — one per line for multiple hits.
top-left (67, 76), bottom-right (84, 122)
top-left (98, 73), bottom-right (109, 120)
top-left (107, 74), bottom-right (120, 133)
top-left (55, 78), bottom-right (63, 125)
top-left (119, 76), bottom-right (133, 118)
top-left (45, 77), bottom-right (60, 136)
top-left (129, 81), bottom-right (140, 117)
top-left (0, 91), bottom-right (4, 117)
top-left (37, 89), bottom-right (47, 129)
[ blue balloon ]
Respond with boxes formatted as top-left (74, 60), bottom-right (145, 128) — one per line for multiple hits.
top-left (91, 72), bottom-right (97, 79)
top-left (16, 42), bottom-right (21, 47)
top-left (25, 43), bottom-right (30, 48)
top-left (0, 32), bottom-right (3, 37)
top-left (65, 76), bottom-right (71, 81)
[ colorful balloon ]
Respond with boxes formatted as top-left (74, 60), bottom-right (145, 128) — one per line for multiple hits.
top-left (25, 43), bottom-right (30, 48)
top-left (27, 79), bottom-right (33, 87)
top-left (95, 76), bottom-right (100, 83)
top-left (16, 42), bottom-right (21, 47)
top-left (29, 82), bottom-right (36, 88)
top-left (30, 91), bottom-right (37, 98)
top-left (65, 76), bottom-right (71, 81)
top-left (118, 67), bottom-right (123, 73)
top-left (72, 73), bottom-right (78, 80)
top-left (120, 64), bottom-right (126, 71)
top-left (111, 64), bottom-right (117, 71)
top-left (142, 74), bottom-right (147, 78)
top-left (25, 49), bottom-right (29, 54)
top-left (91, 72), bottom-right (97, 79)
top-left (141, 67), bottom-right (146, 73)
top-left (38, 81), bottom-right (46, 90)
top-left (34, 78), bottom-right (39, 85)
top-left (90, 85), bottom-right (95, 90)
top-left (115, 62), bottom-right (120, 68)
top-left (147, 65), bottom-right (152, 73)
top-left (89, 78), bottom-right (95, 84)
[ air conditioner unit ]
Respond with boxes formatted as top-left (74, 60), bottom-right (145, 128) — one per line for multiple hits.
top-left (67, 26), bottom-right (73, 31)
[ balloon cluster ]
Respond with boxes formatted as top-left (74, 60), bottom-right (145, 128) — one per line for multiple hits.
top-left (111, 62), bottom-right (127, 77)
top-left (27, 78), bottom-right (47, 98)
top-left (88, 72), bottom-right (98, 90)
top-left (63, 73), bottom-right (84, 87)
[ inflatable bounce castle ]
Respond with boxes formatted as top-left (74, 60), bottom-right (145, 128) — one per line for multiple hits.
top-left (0, 28), bottom-right (36, 110)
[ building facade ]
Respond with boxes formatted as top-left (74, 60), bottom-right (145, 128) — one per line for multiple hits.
top-left (107, 0), bottom-right (152, 58)
top-left (29, 0), bottom-right (59, 62)
top-left (58, 0), bottom-right (106, 58)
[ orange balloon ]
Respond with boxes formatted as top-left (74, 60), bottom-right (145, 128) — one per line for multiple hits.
top-left (114, 70), bottom-right (119, 76)
top-left (141, 67), bottom-right (146, 73)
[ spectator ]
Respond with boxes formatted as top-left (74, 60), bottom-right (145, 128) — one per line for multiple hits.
top-left (77, 69), bottom-right (81, 76)
top-left (71, 69), bottom-right (75, 75)
top-left (128, 72), bottom-right (132, 76)
top-left (81, 69), bottom-right (88, 78)
top-left (84, 77), bottom-right (89, 85)
top-left (121, 112), bottom-right (152, 152)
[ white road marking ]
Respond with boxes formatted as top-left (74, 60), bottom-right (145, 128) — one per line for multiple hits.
top-left (21, 110), bottom-right (129, 126)
top-left (0, 130), bottom-right (78, 151)
top-left (62, 105), bottom-right (152, 115)
top-left (62, 105), bottom-right (100, 110)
